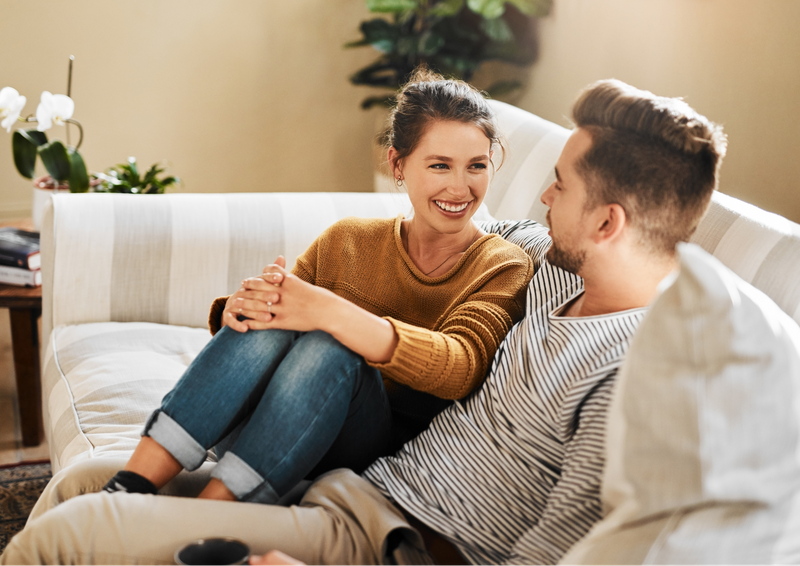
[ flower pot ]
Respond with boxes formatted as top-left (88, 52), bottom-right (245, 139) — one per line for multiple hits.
top-left (31, 176), bottom-right (68, 231)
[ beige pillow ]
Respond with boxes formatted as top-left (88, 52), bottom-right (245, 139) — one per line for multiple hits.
top-left (562, 243), bottom-right (800, 564)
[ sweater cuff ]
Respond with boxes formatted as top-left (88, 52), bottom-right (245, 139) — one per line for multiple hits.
top-left (208, 296), bottom-right (230, 335)
top-left (368, 317), bottom-right (472, 398)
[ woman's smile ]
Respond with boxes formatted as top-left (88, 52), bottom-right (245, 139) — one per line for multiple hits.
top-left (434, 199), bottom-right (472, 215)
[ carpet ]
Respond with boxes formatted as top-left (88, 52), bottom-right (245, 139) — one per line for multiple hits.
top-left (0, 462), bottom-right (51, 555)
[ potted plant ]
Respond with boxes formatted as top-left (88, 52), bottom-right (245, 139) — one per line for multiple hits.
top-left (1, 86), bottom-right (90, 193)
top-left (346, 0), bottom-right (552, 109)
top-left (93, 157), bottom-right (179, 194)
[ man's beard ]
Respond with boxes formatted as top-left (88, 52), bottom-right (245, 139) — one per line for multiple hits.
top-left (546, 241), bottom-right (586, 275)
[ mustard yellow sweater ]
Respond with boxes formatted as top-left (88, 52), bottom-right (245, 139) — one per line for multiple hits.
top-left (209, 215), bottom-right (533, 400)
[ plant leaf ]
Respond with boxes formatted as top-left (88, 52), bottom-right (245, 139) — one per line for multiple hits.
top-left (67, 149), bottom-right (89, 193)
top-left (466, 0), bottom-right (506, 19)
top-left (367, 0), bottom-right (418, 13)
top-left (430, 0), bottom-right (465, 17)
top-left (481, 16), bottom-right (514, 42)
top-left (419, 31), bottom-right (446, 55)
top-left (12, 130), bottom-right (39, 179)
top-left (506, 0), bottom-right (552, 16)
top-left (19, 129), bottom-right (48, 147)
top-left (38, 141), bottom-right (71, 183)
top-left (360, 94), bottom-right (398, 110)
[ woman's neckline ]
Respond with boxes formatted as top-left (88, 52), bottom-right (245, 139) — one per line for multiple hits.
top-left (393, 215), bottom-right (490, 280)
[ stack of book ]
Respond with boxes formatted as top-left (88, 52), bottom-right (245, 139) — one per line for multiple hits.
top-left (0, 228), bottom-right (41, 287)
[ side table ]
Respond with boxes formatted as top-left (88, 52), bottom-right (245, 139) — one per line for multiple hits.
top-left (0, 283), bottom-right (42, 446)
top-left (0, 217), bottom-right (43, 447)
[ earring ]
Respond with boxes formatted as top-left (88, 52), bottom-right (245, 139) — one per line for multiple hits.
top-left (395, 176), bottom-right (404, 188)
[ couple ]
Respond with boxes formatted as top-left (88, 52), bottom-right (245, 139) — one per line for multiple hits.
top-left (1, 72), bottom-right (725, 565)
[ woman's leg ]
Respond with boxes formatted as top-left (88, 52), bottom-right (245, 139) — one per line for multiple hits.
top-left (208, 330), bottom-right (394, 503)
top-left (121, 327), bottom-right (302, 489)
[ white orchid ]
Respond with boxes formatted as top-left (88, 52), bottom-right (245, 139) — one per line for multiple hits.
top-left (35, 91), bottom-right (74, 132)
top-left (0, 87), bottom-right (27, 133)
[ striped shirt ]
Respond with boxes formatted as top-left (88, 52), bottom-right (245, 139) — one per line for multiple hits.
top-left (363, 220), bottom-right (647, 564)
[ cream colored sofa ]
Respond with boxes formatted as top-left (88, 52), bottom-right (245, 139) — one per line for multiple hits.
top-left (29, 102), bottom-right (800, 547)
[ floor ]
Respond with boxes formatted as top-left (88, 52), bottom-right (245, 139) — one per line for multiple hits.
top-left (0, 308), bottom-right (49, 466)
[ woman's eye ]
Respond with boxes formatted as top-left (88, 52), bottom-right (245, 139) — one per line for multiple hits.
top-left (430, 163), bottom-right (449, 170)
top-left (471, 163), bottom-right (488, 170)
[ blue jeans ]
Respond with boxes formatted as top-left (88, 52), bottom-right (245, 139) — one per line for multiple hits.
top-left (143, 327), bottom-right (394, 503)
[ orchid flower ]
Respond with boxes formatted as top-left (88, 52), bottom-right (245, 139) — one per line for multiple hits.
top-left (0, 87), bottom-right (27, 133)
top-left (35, 91), bottom-right (74, 132)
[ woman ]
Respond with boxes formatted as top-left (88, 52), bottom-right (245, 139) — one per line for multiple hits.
top-left (102, 68), bottom-right (534, 504)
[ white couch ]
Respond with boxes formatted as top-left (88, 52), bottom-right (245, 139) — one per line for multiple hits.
top-left (30, 102), bottom-right (800, 529)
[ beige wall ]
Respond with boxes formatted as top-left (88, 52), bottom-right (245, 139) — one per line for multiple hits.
top-left (2, 0), bottom-right (799, 222)
top-left (511, 0), bottom-right (800, 222)
top-left (0, 0), bottom-right (379, 220)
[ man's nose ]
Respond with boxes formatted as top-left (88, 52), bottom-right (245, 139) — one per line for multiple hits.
top-left (541, 181), bottom-right (556, 206)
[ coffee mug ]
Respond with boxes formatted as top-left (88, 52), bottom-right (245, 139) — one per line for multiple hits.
top-left (174, 537), bottom-right (250, 565)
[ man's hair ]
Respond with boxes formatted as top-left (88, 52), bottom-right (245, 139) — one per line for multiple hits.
top-left (572, 79), bottom-right (727, 254)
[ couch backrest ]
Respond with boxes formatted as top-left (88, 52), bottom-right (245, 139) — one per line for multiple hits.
top-left (41, 103), bottom-right (800, 343)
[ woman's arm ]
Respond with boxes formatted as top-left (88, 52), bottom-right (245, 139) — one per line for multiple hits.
top-left (233, 259), bottom-right (399, 363)
top-left (235, 253), bottom-right (533, 399)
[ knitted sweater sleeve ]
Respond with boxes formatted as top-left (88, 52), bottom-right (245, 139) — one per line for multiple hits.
top-left (368, 256), bottom-right (534, 400)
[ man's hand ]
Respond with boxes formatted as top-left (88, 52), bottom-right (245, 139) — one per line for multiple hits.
top-left (249, 550), bottom-right (305, 565)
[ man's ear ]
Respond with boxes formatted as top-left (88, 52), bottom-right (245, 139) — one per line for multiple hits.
top-left (592, 203), bottom-right (627, 244)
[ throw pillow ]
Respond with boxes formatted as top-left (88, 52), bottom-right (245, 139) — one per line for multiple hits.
top-left (562, 243), bottom-right (800, 564)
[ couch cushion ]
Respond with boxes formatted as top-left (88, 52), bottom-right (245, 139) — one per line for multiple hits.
top-left (42, 322), bottom-right (211, 474)
top-left (561, 243), bottom-right (800, 564)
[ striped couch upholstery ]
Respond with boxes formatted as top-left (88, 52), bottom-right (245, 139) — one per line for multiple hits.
top-left (38, 100), bottom-right (800, 477)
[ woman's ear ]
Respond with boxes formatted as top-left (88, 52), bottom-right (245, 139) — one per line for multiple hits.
top-left (387, 147), bottom-right (402, 180)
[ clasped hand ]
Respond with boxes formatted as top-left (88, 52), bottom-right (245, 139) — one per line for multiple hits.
top-left (222, 255), bottom-right (336, 333)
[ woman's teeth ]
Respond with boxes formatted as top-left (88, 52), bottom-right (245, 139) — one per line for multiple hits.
top-left (435, 201), bottom-right (469, 212)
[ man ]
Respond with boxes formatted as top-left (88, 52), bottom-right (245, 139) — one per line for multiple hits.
top-left (0, 79), bottom-right (726, 565)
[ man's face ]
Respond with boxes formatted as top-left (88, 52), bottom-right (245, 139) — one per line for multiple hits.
top-left (540, 128), bottom-right (595, 275)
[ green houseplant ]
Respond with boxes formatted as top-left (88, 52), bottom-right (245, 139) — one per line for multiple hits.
top-left (346, 0), bottom-right (552, 108)
top-left (93, 157), bottom-right (179, 194)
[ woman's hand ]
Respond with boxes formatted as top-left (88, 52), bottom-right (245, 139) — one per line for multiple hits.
top-left (221, 257), bottom-right (288, 333)
top-left (243, 257), bottom-right (340, 333)
top-left (250, 550), bottom-right (305, 566)
top-left (225, 255), bottom-right (399, 363)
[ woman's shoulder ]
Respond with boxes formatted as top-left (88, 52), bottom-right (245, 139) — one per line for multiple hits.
top-left (477, 233), bottom-right (535, 267)
top-left (317, 216), bottom-right (396, 244)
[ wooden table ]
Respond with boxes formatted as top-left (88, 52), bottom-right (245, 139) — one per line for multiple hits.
top-left (0, 284), bottom-right (42, 446)
top-left (0, 218), bottom-right (43, 447)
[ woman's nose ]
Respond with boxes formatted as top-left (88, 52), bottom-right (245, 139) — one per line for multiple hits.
top-left (448, 172), bottom-right (470, 198)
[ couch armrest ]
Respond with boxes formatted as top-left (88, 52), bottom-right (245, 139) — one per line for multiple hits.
top-left (40, 192), bottom-right (413, 341)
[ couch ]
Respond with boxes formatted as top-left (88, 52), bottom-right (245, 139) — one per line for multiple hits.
top-left (26, 101), bottom-right (800, 554)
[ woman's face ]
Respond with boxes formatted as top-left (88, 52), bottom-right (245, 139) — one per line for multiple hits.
top-left (392, 120), bottom-right (492, 236)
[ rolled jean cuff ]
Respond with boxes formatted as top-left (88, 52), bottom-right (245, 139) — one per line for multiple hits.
top-left (211, 452), bottom-right (280, 504)
top-left (142, 410), bottom-right (208, 472)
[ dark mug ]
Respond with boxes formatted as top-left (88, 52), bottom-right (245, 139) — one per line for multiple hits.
top-left (174, 537), bottom-right (250, 565)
